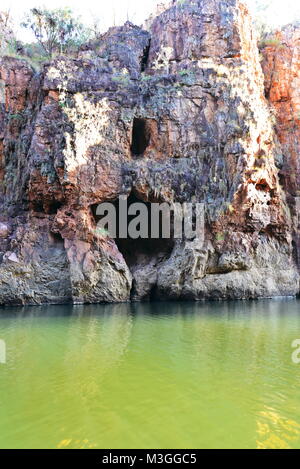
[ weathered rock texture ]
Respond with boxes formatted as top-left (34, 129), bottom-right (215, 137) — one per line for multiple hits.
top-left (0, 0), bottom-right (299, 305)
top-left (261, 26), bottom-right (300, 267)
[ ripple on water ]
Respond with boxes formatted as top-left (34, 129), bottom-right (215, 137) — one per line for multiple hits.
top-left (0, 299), bottom-right (300, 449)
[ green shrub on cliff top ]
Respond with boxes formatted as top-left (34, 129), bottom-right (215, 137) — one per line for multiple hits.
top-left (21, 7), bottom-right (91, 58)
top-left (259, 37), bottom-right (282, 48)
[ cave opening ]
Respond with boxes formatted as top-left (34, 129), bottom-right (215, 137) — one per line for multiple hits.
top-left (115, 194), bottom-right (175, 269)
top-left (50, 231), bottom-right (64, 246)
top-left (115, 193), bottom-right (174, 300)
top-left (92, 192), bottom-right (175, 276)
top-left (91, 193), bottom-right (174, 268)
top-left (30, 200), bottom-right (63, 215)
top-left (131, 118), bottom-right (150, 157)
top-left (46, 201), bottom-right (63, 215)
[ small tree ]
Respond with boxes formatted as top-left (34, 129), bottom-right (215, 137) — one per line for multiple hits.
top-left (249, 0), bottom-right (300, 42)
top-left (0, 10), bottom-right (11, 28)
top-left (0, 10), bottom-right (15, 55)
top-left (90, 16), bottom-right (102, 39)
top-left (249, 0), bottom-right (274, 41)
top-left (21, 7), bottom-right (90, 58)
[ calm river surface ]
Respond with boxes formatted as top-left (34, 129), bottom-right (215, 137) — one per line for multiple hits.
top-left (0, 299), bottom-right (300, 449)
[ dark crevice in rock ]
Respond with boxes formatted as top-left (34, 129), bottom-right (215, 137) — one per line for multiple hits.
top-left (50, 231), bottom-right (64, 245)
top-left (130, 117), bottom-right (150, 157)
top-left (141, 39), bottom-right (151, 72)
top-left (30, 200), bottom-right (62, 215)
top-left (256, 182), bottom-right (269, 192)
top-left (46, 201), bottom-right (63, 215)
top-left (278, 173), bottom-right (286, 188)
top-left (292, 239), bottom-right (299, 267)
top-left (148, 284), bottom-right (160, 302)
top-left (30, 201), bottom-right (44, 213)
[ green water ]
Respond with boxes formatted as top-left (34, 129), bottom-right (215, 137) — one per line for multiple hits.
top-left (0, 300), bottom-right (300, 449)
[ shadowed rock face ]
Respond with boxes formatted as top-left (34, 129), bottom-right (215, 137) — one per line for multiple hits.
top-left (0, 0), bottom-right (299, 305)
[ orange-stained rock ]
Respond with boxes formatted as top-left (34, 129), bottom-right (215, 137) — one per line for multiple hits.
top-left (261, 25), bottom-right (300, 264)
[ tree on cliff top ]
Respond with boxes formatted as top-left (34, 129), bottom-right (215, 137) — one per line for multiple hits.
top-left (21, 7), bottom-right (91, 58)
top-left (249, 0), bottom-right (300, 38)
top-left (0, 10), bottom-right (15, 55)
top-left (250, 0), bottom-right (274, 42)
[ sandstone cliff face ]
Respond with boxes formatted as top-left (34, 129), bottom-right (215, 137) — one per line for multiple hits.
top-left (261, 26), bottom-right (300, 266)
top-left (0, 0), bottom-right (299, 305)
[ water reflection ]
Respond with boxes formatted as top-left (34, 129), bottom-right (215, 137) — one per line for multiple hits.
top-left (0, 299), bottom-right (300, 448)
top-left (256, 408), bottom-right (300, 449)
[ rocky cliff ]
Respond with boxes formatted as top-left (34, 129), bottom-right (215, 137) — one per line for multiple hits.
top-left (261, 25), bottom-right (300, 268)
top-left (0, 0), bottom-right (299, 305)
